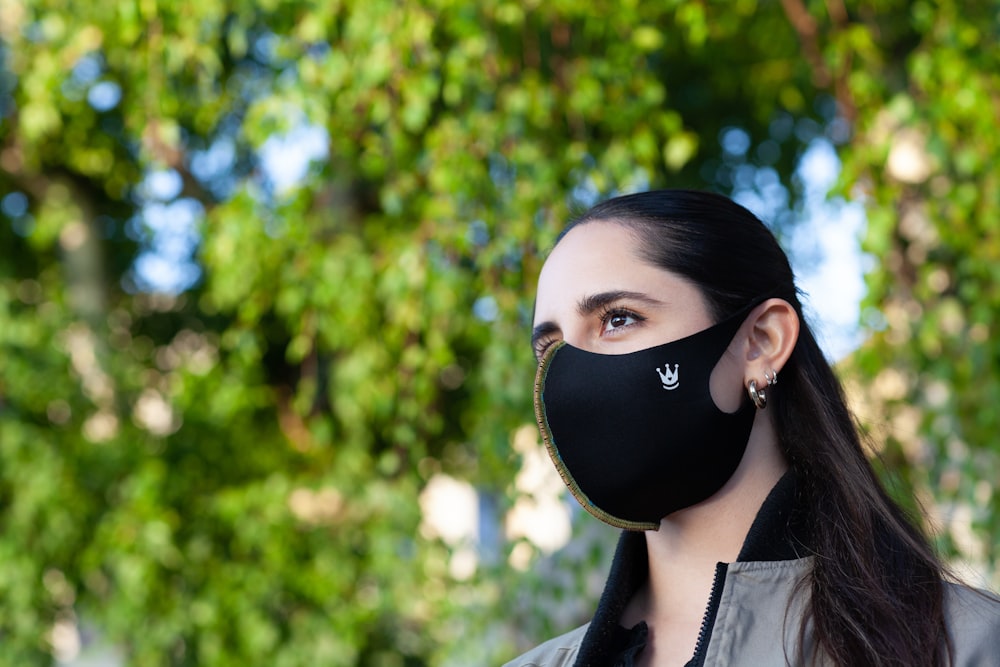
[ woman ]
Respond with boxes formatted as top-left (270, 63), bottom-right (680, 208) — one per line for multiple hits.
top-left (506, 190), bottom-right (1000, 666)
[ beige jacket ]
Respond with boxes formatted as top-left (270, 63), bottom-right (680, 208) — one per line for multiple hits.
top-left (504, 556), bottom-right (1000, 666)
top-left (505, 473), bottom-right (1000, 667)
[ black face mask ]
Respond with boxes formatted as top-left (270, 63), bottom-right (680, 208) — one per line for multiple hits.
top-left (533, 306), bottom-right (757, 531)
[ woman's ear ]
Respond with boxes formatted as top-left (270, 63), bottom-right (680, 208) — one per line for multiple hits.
top-left (742, 298), bottom-right (799, 386)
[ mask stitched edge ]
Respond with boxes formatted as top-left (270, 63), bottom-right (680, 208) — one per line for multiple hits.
top-left (533, 341), bottom-right (661, 532)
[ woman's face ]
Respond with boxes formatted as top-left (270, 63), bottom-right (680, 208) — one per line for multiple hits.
top-left (532, 220), bottom-right (745, 412)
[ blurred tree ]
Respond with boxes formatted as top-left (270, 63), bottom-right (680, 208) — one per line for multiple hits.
top-left (827, 0), bottom-right (1000, 583)
top-left (0, 0), bottom-right (995, 665)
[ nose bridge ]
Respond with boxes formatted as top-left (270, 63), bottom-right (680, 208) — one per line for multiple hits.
top-left (557, 310), bottom-right (594, 352)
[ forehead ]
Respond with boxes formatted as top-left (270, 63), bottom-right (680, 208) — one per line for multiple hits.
top-left (543, 220), bottom-right (640, 274)
top-left (533, 221), bottom-right (703, 323)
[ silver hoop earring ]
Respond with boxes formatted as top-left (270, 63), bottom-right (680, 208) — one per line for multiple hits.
top-left (764, 368), bottom-right (778, 386)
top-left (748, 379), bottom-right (767, 409)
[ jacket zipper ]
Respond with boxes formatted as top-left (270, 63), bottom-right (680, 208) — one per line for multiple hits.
top-left (689, 562), bottom-right (728, 667)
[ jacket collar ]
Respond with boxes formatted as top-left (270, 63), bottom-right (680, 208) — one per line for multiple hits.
top-left (574, 471), bottom-right (810, 666)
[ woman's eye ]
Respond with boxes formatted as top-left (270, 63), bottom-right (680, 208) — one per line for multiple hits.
top-left (608, 313), bottom-right (633, 328)
top-left (602, 310), bottom-right (641, 333)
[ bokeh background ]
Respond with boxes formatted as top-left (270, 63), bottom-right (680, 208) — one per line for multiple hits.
top-left (1, 0), bottom-right (998, 665)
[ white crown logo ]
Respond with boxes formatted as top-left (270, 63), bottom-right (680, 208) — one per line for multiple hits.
top-left (656, 363), bottom-right (680, 390)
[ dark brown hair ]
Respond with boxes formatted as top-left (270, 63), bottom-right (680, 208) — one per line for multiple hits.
top-left (568, 189), bottom-right (949, 666)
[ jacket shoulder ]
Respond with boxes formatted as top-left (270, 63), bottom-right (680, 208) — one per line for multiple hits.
top-left (502, 624), bottom-right (589, 667)
top-left (944, 582), bottom-right (1000, 665)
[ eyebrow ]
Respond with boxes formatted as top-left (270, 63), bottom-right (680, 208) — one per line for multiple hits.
top-left (531, 290), bottom-right (664, 350)
top-left (576, 290), bottom-right (664, 316)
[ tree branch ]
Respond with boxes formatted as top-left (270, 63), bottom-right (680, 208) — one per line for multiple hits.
top-left (781, 0), bottom-right (857, 122)
top-left (780, 0), bottom-right (832, 88)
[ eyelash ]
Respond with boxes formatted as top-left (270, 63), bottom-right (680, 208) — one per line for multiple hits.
top-left (534, 336), bottom-right (556, 361)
